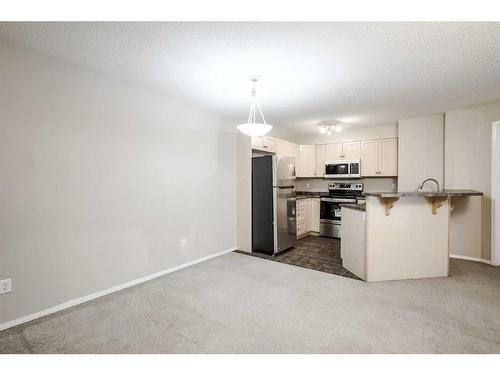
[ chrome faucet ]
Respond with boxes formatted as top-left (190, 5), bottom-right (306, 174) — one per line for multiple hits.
top-left (418, 178), bottom-right (440, 192)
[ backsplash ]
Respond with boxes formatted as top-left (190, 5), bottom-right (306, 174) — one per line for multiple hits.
top-left (295, 177), bottom-right (397, 193)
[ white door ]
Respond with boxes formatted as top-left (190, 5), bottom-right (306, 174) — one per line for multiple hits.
top-left (342, 141), bottom-right (361, 160)
top-left (361, 140), bottom-right (380, 176)
top-left (325, 143), bottom-right (343, 161)
top-left (315, 144), bottom-right (326, 177)
top-left (380, 138), bottom-right (398, 176)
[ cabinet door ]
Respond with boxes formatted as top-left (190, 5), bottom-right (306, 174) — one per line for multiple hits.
top-left (380, 138), bottom-right (398, 176)
top-left (361, 140), bottom-right (380, 176)
top-left (251, 136), bottom-right (276, 153)
top-left (325, 143), bottom-right (343, 161)
top-left (304, 198), bottom-right (312, 233)
top-left (342, 141), bottom-right (361, 160)
top-left (314, 144), bottom-right (326, 177)
top-left (298, 145), bottom-right (315, 177)
top-left (296, 201), bottom-right (306, 237)
top-left (310, 198), bottom-right (320, 232)
top-left (262, 137), bottom-right (276, 153)
top-left (251, 136), bottom-right (263, 151)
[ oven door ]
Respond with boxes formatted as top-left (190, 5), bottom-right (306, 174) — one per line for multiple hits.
top-left (320, 197), bottom-right (357, 238)
top-left (325, 162), bottom-right (350, 178)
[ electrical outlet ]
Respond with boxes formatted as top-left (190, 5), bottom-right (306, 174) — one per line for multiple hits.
top-left (306, 183), bottom-right (310, 189)
top-left (181, 238), bottom-right (187, 248)
top-left (0, 278), bottom-right (12, 295)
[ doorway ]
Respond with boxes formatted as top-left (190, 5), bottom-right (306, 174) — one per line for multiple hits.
top-left (491, 121), bottom-right (500, 266)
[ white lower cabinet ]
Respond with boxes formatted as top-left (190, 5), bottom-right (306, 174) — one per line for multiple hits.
top-left (296, 199), bottom-right (310, 237)
top-left (310, 198), bottom-right (320, 232)
top-left (296, 198), bottom-right (320, 237)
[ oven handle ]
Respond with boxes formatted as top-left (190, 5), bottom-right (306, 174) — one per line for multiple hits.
top-left (321, 198), bottom-right (357, 203)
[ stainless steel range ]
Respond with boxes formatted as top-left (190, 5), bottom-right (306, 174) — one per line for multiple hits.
top-left (320, 182), bottom-right (364, 238)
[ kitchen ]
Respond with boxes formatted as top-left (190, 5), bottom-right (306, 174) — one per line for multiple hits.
top-left (238, 116), bottom-right (486, 281)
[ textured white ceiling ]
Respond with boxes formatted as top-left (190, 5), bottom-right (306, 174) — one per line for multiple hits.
top-left (1, 22), bottom-right (499, 140)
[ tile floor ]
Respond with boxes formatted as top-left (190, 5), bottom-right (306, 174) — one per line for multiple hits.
top-left (236, 235), bottom-right (361, 280)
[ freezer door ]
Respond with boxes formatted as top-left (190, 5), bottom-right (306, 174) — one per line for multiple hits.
top-left (275, 187), bottom-right (297, 253)
top-left (275, 156), bottom-right (296, 187)
top-left (252, 156), bottom-right (275, 255)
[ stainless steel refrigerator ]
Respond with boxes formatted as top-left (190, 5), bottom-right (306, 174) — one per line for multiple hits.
top-left (252, 154), bottom-right (296, 255)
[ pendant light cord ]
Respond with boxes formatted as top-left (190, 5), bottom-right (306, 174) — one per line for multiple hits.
top-left (247, 79), bottom-right (267, 125)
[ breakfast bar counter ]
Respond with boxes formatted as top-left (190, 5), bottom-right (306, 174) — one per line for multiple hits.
top-left (341, 190), bottom-right (482, 282)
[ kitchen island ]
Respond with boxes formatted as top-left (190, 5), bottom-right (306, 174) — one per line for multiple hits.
top-left (340, 190), bottom-right (483, 282)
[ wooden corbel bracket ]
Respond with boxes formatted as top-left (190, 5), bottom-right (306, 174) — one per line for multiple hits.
top-left (425, 196), bottom-right (448, 215)
top-left (379, 197), bottom-right (399, 216)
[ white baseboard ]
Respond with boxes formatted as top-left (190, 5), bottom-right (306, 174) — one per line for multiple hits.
top-left (450, 253), bottom-right (493, 265)
top-left (0, 246), bottom-right (237, 332)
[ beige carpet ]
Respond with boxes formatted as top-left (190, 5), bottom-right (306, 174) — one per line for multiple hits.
top-left (1, 252), bottom-right (499, 353)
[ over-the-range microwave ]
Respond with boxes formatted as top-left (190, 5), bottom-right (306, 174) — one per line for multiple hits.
top-left (325, 159), bottom-right (361, 178)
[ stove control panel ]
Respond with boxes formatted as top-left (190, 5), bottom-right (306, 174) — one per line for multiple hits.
top-left (329, 183), bottom-right (363, 191)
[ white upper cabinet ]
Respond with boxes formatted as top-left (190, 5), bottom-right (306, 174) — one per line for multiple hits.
top-left (361, 138), bottom-right (398, 177)
top-left (325, 141), bottom-right (360, 161)
top-left (342, 142), bottom-right (361, 160)
top-left (361, 140), bottom-right (380, 176)
top-left (298, 144), bottom-right (326, 177)
top-left (297, 145), bottom-right (316, 177)
top-left (380, 138), bottom-right (398, 176)
top-left (251, 136), bottom-right (276, 153)
top-left (290, 137), bottom-right (397, 179)
top-left (325, 143), bottom-right (343, 161)
top-left (315, 144), bottom-right (326, 177)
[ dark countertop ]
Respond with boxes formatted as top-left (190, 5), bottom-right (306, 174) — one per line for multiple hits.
top-left (340, 203), bottom-right (366, 212)
top-left (363, 189), bottom-right (483, 198)
top-left (295, 191), bottom-right (327, 200)
top-left (296, 195), bottom-right (322, 200)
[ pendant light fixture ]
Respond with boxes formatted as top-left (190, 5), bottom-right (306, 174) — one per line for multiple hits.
top-left (236, 78), bottom-right (273, 136)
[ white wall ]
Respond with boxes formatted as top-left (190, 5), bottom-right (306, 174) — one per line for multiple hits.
top-left (236, 133), bottom-right (252, 252)
top-left (0, 42), bottom-right (237, 325)
top-left (398, 114), bottom-right (444, 191)
top-left (445, 101), bottom-right (500, 261)
top-left (295, 123), bottom-right (397, 145)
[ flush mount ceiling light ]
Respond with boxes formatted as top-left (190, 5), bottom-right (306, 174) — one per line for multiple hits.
top-left (236, 78), bottom-right (273, 137)
top-left (318, 121), bottom-right (342, 135)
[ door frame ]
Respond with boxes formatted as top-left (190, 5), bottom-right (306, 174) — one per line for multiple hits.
top-left (491, 121), bottom-right (500, 266)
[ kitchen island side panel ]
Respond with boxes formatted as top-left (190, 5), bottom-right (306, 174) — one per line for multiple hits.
top-left (365, 196), bottom-right (449, 282)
